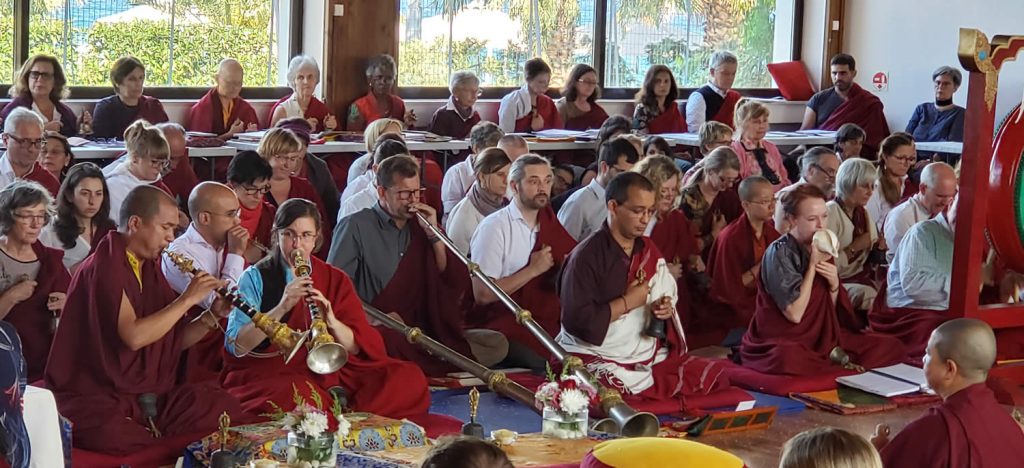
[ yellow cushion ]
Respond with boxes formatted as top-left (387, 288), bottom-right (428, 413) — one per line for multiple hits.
top-left (590, 437), bottom-right (744, 468)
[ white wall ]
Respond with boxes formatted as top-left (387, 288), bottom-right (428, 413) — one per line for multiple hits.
top-left (843, 0), bottom-right (1024, 132)
top-left (801, 0), bottom-right (827, 88)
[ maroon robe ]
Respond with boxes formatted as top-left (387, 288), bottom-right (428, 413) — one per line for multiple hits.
top-left (221, 255), bottom-right (430, 418)
top-left (268, 94), bottom-right (333, 132)
top-left (867, 279), bottom-right (948, 362)
top-left (473, 206), bottom-right (576, 356)
top-left (4, 241), bottom-right (69, 382)
top-left (189, 88), bottom-right (261, 181)
top-left (820, 83), bottom-right (891, 157)
top-left (514, 94), bottom-right (563, 132)
top-left (647, 104), bottom-right (687, 134)
top-left (22, 163), bottom-right (60, 197)
top-left (266, 176), bottom-right (331, 257)
top-left (707, 215), bottom-right (780, 328)
top-left (740, 247), bottom-right (903, 376)
top-left (161, 159), bottom-right (199, 207)
top-left (881, 383), bottom-right (1024, 468)
top-left (684, 188), bottom-right (743, 259)
top-left (370, 222), bottom-right (472, 377)
top-left (564, 103), bottom-right (610, 131)
top-left (649, 210), bottom-right (699, 326)
top-left (713, 90), bottom-right (742, 130)
top-left (44, 232), bottom-right (242, 455)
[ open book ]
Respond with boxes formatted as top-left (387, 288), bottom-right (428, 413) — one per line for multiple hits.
top-left (835, 363), bottom-right (933, 398)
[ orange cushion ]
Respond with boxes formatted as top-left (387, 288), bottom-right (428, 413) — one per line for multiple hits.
top-left (767, 61), bottom-right (815, 101)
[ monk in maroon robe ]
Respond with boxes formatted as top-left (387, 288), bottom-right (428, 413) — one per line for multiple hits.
top-left (819, 83), bottom-right (890, 158)
top-left (44, 186), bottom-right (242, 455)
top-left (188, 59), bottom-right (260, 181)
top-left (158, 124), bottom-right (198, 208)
top-left (708, 176), bottom-right (781, 329)
top-left (223, 199), bottom-right (430, 418)
top-left (740, 184), bottom-right (902, 375)
top-left (876, 318), bottom-right (1024, 467)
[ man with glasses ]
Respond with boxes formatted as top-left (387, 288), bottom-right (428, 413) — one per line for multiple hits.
top-left (346, 54), bottom-right (415, 132)
top-left (327, 155), bottom-right (479, 375)
top-left (225, 150), bottom-right (276, 265)
top-left (883, 162), bottom-right (958, 263)
top-left (686, 51), bottom-right (742, 132)
top-left (0, 108), bottom-right (60, 196)
top-left (773, 146), bottom-right (840, 234)
top-left (558, 139), bottom-right (641, 241)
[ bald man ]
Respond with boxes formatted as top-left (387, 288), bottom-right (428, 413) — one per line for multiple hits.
top-left (161, 182), bottom-right (250, 381)
top-left (189, 59), bottom-right (260, 140)
top-left (875, 319), bottom-right (1024, 467)
top-left (883, 162), bottom-right (957, 263)
top-left (45, 185), bottom-right (242, 455)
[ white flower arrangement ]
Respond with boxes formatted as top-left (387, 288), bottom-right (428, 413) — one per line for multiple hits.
top-left (266, 383), bottom-right (352, 467)
top-left (534, 365), bottom-right (599, 439)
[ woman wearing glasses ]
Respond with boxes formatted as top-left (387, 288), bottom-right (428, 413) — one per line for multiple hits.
top-left (729, 100), bottom-right (790, 192)
top-left (256, 128), bottom-right (329, 255)
top-left (556, 64), bottom-right (608, 131)
top-left (825, 158), bottom-right (882, 313)
top-left (1, 55), bottom-right (86, 137)
top-left (104, 120), bottom-right (173, 224)
top-left (0, 180), bottom-right (70, 382)
top-left (347, 54), bottom-right (414, 132)
top-left (39, 163), bottom-right (115, 274)
top-left (866, 133), bottom-right (918, 231)
top-left (680, 147), bottom-right (743, 257)
top-left (429, 71), bottom-right (482, 140)
top-left (225, 150), bottom-right (277, 265)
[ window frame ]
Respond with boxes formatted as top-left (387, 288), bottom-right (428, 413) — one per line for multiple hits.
top-left (8, 0), bottom-right (303, 100)
top-left (395, 0), bottom-right (805, 100)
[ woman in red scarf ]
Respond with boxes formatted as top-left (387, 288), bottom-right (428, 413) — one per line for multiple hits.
top-left (226, 150), bottom-right (277, 265)
top-left (632, 65), bottom-right (686, 135)
top-left (347, 54), bottom-right (415, 132)
top-left (256, 128), bottom-right (330, 256)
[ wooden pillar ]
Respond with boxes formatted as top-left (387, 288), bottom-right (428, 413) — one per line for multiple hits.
top-left (819, 0), bottom-right (844, 89)
top-left (323, 0), bottom-right (399, 127)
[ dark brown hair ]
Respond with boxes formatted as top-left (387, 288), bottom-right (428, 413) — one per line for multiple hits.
top-left (473, 147), bottom-right (511, 176)
top-left (830, 53), bottom-right (856, 71)
top-left (53, 162), bottom-right (113, 248)
top-left (877, 132), bottom-right (916, 206)
top-left (376, 154), bottom-right (419, 189)
top-left (11, 54), bottom-right (69, 101)
top-left (635, 64), bottom-right (678, 110)
top-left (110, 56), bottom-right (146, 89)
top-left (524, 57), bottom-right (552, 82)
top-left (562, 63), bottom-right (600, 103)
top-left (421, 436), bottom-right (513, 468)
top-left (271, 198), bottom-right (323, 253)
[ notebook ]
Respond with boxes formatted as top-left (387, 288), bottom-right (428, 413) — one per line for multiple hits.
top-left (835, 363), bottom-right (932, 397)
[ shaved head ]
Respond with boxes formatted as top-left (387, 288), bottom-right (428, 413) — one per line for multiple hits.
top-left (217, 58), bottom-right (243, 75)
top-left (215, 58), bottom-right (245, 99)
top-left (187, 181), bottom-right (237, 219)
top-left (120, 185), bottom-right (176, 229)
top-left (738, 175), bottom-right (772, 202)
top-left (929, 318), bottom-right (997, 383)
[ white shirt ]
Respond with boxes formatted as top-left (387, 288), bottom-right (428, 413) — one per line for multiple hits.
top-left (497, 85), bottom-right (532, 133)
top-left (160, 224), bottom-right (244, 309)
top-left (340, 170), bottom-right (373, 206)
top-left (866, 176), bottom-right (908, 231)
top-left (105, 162), bottom-right (162, 227)
top-left (337, 183), bottom-right (380, 222)
top-left (825, 200), bottom-right (877, 279)
top-left (883, 194), bottom-right (932, 263)
top-left (557, 178), bottom-right (607, 242)
top-left (441, 155), bottom-right (476, 213)
top-left (280, 93), bottom-right (305, 119)
top-left (38, 226), bottom-right (91, 272)
top-left (348, 153), bottom-right (372, 184)
top-left (445, 195), bottom-right (485, 256)
top-left (471, 200), bottom-right (538, 279)
top-left (0, 153), bottom-right (19, 188)
top-left (685, 81), bottom-right (726, 132)
top-left (887, 214), bottom-right (953, 310)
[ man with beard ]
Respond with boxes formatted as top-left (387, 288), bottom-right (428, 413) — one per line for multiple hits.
top-left (470, 154), bottom-right (577, 370)
top-left (800, 54), bottom-right (890, 156)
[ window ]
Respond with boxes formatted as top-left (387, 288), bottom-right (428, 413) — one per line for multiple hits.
top-left (399, 0), bottom-right (796, 92)
top-left (25, 0), bottom-right (280, 87)
top-left (399, 0), bottom-right (596, 89)
top-left (0, 1), bottom-right (13, 84)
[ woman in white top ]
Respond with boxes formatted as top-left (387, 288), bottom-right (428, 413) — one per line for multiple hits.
top-left (865, 133), bottom-right (917, 231)
top-left (39, 163), bottom-right (115, 273)
top-left (105, 120), bottom-right (171, 226)
top-left (825, 158), bottom-right (880, 312)
top-left (445, 147), bottom-right (511, 255)
top-left (268, 55), bottom-right (338, 132)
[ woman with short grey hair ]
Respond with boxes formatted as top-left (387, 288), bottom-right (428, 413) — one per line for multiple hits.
top-left (429, 70), bottom-right (483, 140)
top-left (905, 65), bottom-right (965, 160)
top-left (269, 55), bottom-right (338, 131)
top-left (825, 157), bottom-right (880, 312)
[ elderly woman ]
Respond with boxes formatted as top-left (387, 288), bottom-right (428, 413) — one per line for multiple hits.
top-left (866, 133), bottom-right (918, 231)
top-left (275, 117), bottom-right (340, 226)
top-left (1, 55), bottom-right (85, 137)
top-left (835, 123), bottom-right (866, 160)
top-left (498, 58), bottom-right (562, 133)
top-left (906, 66), bottom-right (965, 165)
top-left (256, 127), bottom-right (330, 254)
top-left (680, 147), bottom-right (743, 256)
top-left (632, 65), bottom-right (685, 135)
top-left (826, 158), bottom-right (881, 312)
top-left (348, 54), bottom-right (414, 132)
top-left (730, 100), bottom-right (790, 191)
top-left (39, 163), bottom-right (115, 273)
top-left (0, 180), bottom-right (70, 381)
top-left (556, 64), bottom-right (608, 131)
top-left (442, 121), bottom-right (504, 213)
top-left (91, 57), bottom-right (169, 139)
top-left (445, 148), bottom-right (511, 255)
top-left (39, 131), bottom-right (73, 182)
top-left (269, 55), bottom-right (337, 132)
top-left (104, 120), bottom-right (173, 222)
top-left (429, 70), bottom-right (482, 139)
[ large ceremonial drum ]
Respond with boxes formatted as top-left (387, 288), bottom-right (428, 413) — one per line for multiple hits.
top-left (988, 103), bottom-right (1024, 271)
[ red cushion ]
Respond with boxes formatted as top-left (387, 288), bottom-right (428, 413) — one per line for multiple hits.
top-left (70, 431), bottom-right (204, 468)
top-left (406, 413), bottom-right (464, 439)
top-left (767, 61), bottom-right (815, 101)
top-left (724, 366), bottom-right (856, 396)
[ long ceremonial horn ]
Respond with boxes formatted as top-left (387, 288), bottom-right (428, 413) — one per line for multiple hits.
top-left (414, 213), bottom-right (659, 437)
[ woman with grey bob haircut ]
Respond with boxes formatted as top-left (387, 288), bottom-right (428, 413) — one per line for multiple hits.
top-left (269, 55), bottom-right (337, 131)
top-left (905, 65), bottom-right (965, 162)
top-left (825, 157), bottom-right (881, 312)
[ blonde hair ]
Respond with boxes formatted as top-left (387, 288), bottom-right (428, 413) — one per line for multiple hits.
top-left (257, 127), bottom-right (303, 160)
top-left (734, 99), bottom-right (770, 138)
top-left (779, 427), bottom-right (882, 468)
top-left (364, 118), bottom-right (404, 152)
top-left (124, 120), bottom-right (169, 162)
top-left (684, 146), bottom-right (741, 190)
top-left (632, 155), bottom-right (681, 210)
top-left (698, 121), bottom-right (734, 155)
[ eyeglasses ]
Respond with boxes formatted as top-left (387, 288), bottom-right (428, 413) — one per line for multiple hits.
top-left (12, 212), bottom-right (49, 225)
top-left (280, 230), bottom-right (317, 242)
top-left (148, 157), bottom-right (171, 169)
top-left (240, 184), bottom-right (271, 196)
top-left (577, 79), bottom-right (600, 86)
top-left (5, 134), bottom-right (46, 149)
top-left (272, 154), bottom-right (302, 163)
top-left (29, 71), bottom-right (54, 81)
top-left (371, 75), bottom-right (395, 84)
top-left (811, 163), bottom-right (837, 180)
top-left (205, 208), bottom-right (241, 219)
top-left (747, 198), bottom-right (774, 207)
top-left (389, 187), bottom-right (425, 201)
top-left (889, 155), bottom-right (916, 164)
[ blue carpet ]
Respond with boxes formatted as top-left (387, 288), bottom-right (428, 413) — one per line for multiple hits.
top-left (429, 388), bottom-right (541, 434)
